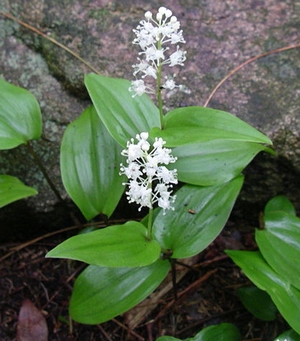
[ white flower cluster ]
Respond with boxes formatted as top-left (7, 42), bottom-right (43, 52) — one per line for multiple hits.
top-left (120, 132), bottom-right (178, 212)
top-left (129, 7), bottom-right (186, 97)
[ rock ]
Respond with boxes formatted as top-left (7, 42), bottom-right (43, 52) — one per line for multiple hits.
top-left (1, 0), bottom-right (300, 239)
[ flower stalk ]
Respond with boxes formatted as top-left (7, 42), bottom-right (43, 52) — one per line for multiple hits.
top-left (125, 7), bottom-right (185, 235)
top-left (147, 207), bottom-right (154, 240)
top-left (156, 58), bottom-right (164, 128)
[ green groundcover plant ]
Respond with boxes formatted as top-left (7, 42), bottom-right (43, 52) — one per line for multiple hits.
top-left (45, 7), bottom-right (271, 326)
top-left (2, 5), bottom-right (298, 340)
top-left (0, 79), bottom-right (40, 208)
top-left (228, 196), bottom-right (300, 338)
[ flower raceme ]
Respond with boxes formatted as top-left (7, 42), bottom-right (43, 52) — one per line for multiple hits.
top-left (129, 7), bottom-right (186, 96)
top-left (120, 132), bottom-right (178, 212)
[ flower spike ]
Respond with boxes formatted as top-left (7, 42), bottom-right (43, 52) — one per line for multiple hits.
top-left (130, 7), bottom-right (186, 96)
top-left (120, 132), bottom-right (178, 212)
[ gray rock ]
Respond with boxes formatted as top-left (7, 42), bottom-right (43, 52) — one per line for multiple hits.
top-left (1, 0), bottom-right (300, 239)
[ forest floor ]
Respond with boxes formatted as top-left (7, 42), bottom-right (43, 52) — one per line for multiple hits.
top-left (0, 215), bottom-right (289, 341)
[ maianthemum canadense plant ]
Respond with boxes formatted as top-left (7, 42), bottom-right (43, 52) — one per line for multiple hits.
top-left (0, 79), bottom-right (40, 208)
top-left (45, 6), bottom-right (272, 328)
top-left (227, 195), bottom-right (300, 339)
top-left (2, 6), bottom-right (298, 340)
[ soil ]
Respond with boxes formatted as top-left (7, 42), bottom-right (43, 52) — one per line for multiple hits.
top-left (0, 215), bottom-right (290, 341)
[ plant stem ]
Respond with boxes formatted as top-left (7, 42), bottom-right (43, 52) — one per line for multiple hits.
top-left (26, 141), bottom-right (65, 203)
top-left (171, 258), bottom-right (178, 301)
top-left (147, 207), bottom-right (154, 240)
top-left (156, 65), bottom-right (164, 129)
top-left (156, 38), bottom-right (164, 129)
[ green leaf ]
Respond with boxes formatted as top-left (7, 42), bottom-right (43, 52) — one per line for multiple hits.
top-left (153, 176), bottom-right (243, 259)
top-left (0, 174), bottom-right (37, 208)
top-left (156, 323), bottom-right (241, 341)
top-left (168, 140), bottom-right (266, 186)
top-left (274, 330), bottom-right (300, 341)
top-left (264, 196), bottom-right (296, 216)
top-left (85, 74), bottom-right (160, 147)
top-left (70, 259), bottom-right (170, 324)
top-left (0, 78), bottom-right (42, 149)
top-left (256, 211), bottom-right (300, 290)
top-left (60, 106), bottom-right (125, 220)
top-left (151, 106), bottom-right (272, 147)
top-left (190, 323), bottom-right (241, 341)
top-left (227, 250), bottom-right (300, 334)
top-left (46, 221), bottom-right (161, 267)
top-left (237, 286), bottom-right (277, 321)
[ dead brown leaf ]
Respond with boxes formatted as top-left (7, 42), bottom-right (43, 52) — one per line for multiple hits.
top-left (17, 299), bottom-right (48, 341)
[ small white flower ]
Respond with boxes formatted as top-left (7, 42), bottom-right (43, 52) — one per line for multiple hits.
top-left (128, 79), bottom-right (155, 97)
top-left (145, 11), bottom-right (152, 20)
top-left (133, 59), bottom-right (157, 79)
top-left (156, 166), bottom-right (178, 183)
top-left (167, 46), bottom-right (187, 66)
top-left (120, 132), bottom-right (178, 212)
top-left (129, 7), bottom-right (186, 96)
top-left (163, 79), bottom-right (177, 90)
top-left (120, 162), bottom-right (141, 180)
top-left (142, 46), bottom-right (166, 63)
top-left (128, 79), bottom-right (147, 97)
top-left (123, 141), bottom-right (143, 161)
top-left (139, 132), bottom-right (149, 140)
top-left (158, 197), bottom-right (172, 210)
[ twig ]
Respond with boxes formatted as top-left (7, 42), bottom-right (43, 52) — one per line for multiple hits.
top-left (2, 12), bottom-right (300, 113)
top-left (0, 219), bottom-right (126, 263)
top-left (0, 225), bottom-right (79, 263)
top-left (97, 324), bottom-right (114, 341)
top-left (204, 43), bottom-right (300, 107)
top-left (1, 11), bottom-right (101, 75)
top-left (112, 318), bottom-right (145, 341)
top-left (153, 269), bottom-right (217, 324)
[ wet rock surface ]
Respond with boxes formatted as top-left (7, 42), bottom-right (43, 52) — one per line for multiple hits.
top-left (0, 0), bottom-right (300, 237)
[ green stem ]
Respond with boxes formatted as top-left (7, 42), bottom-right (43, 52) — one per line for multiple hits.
top-left (147, 207), bottom-right (154, 240)
top-left (156, 38), bottom-right (164, 129)
top-left (26, 141), bottom-right (64, 204)
top-left (156, 64), bottom-right (164, 128)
